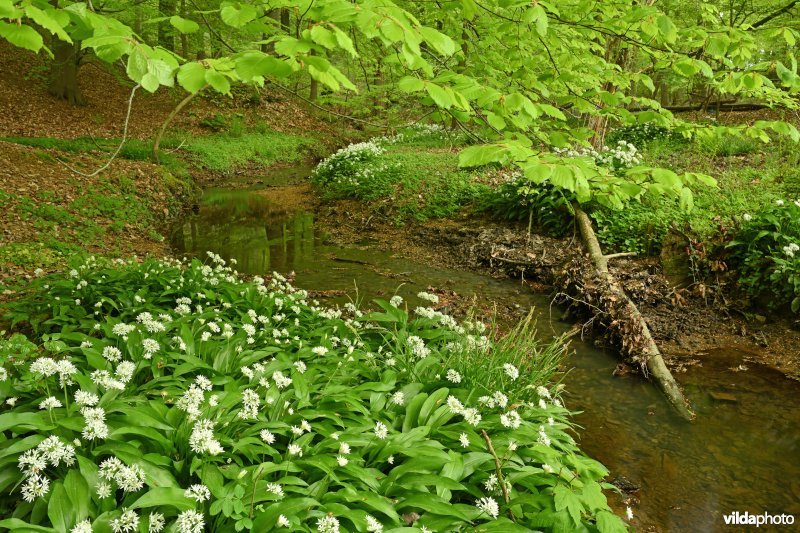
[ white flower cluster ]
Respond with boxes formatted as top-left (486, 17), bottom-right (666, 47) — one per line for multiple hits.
top-left (98, 457), bottom-right (146, 494)
top-left (556, 140), bottom-right (641, 171)
top-left (783, 242), bottom-right (800, 258)
top-left (18, 436), bottom-right (76, 502)
top-left (30, 357), bottom-right (77, 388)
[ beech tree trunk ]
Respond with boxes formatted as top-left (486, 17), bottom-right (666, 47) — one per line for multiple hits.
top-left (48, 40), bottom-right (85, 106)
top-left (158, 0), bottom-right (177, 51)
top-left (573, 205), bottom-right (695, 421)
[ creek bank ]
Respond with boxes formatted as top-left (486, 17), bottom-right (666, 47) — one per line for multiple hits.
top-left (316, 198), bottom-right (800, 382)
top-left (170, 175), bottom-right (800, 532)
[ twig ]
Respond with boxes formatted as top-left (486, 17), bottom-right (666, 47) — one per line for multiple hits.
top-left (56, 84), bottom-right (139, 177)
top-left (604, 252), bottom-right (637, 260)
top-left (481, 430), bottom-right (514, 520)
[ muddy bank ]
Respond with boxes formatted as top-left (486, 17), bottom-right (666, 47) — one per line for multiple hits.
top-left (316, 199), bottom-right (800, 381)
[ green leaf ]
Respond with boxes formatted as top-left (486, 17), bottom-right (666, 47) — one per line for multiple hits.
top-left (396, 494), bottom-right (471, 520)
top-left (205, 69), bottom-right (231, 94)
top-left (177, 62), bottom-right (207, 93)
top-left (235, 52), bottom-right (292, 81)
top-left (596, 510), bottom-right (628, 533)
top-left (47, 481), bottom-right (73, 533)
top-left (0, 21), bottom-right (44, 52)
top-left (221, 4), bottom-right (257, 28)
top-left (63, 470), bottom-right (89, 522)
top-left (679, 187), bottom-right (694, 212)
top-left (673, 59), bottom-right (700, 77)
top-left (130, 487), bottom-right (195, 511)
top-left (25, 6), bottom-right (71, 42)
top-left (126, 47), bottom-right (149, 83)
top-left (252, 497), bottom-right (319, 530)
top-left (0, 0), bottom-right (20, 18)
top-left (425, 83), bottom-right (453, 109)
top-left (140, 72), bottom-right (160, 93)
top-left (655, 15), bottom-right (677, 43)
top-left (554, 485), bottom-right (584, 526)
top-left (0, 519), bottom-right (54, 532)
top-left (459, 145), bottom-right (506, 167)
top-left (418, 26), bottom-right (456, 56)
top-left (549, 165), bottom-right (575, 191)
top-left (398, 76), bottom-right (425, 93)
top-left (170, 15), bottom-right (199, 34)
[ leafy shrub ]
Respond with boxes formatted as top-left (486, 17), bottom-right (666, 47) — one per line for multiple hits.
top-left (311, 141), bottom-right (392, 201)
top-left (479, 172), bottom-right (572, 236)
top-left (591, 202), bottom-right (678, 255)
top-left (312, 140), bottom-right (486, 221)
top-left (727, 199), bottom-right (800, 312)
top-left (607, 123), bottom-right (684, 147)
top-left (0, 256), bottom-right (626, 532)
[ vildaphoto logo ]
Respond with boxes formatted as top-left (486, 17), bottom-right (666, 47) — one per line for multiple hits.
top-left (723, 512), bottom-right (795, 527)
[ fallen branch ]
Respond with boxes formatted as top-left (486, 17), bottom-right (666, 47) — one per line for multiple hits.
top-left (573, 204), bottom-right (694, 421)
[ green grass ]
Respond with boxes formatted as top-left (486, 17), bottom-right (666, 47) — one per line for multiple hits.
top-left (590, 136), bottom-right (797, 254)
top-left (1, 123), bottom-right (325, 177)
top-left (0, 136), bottom-right (187, 175)
top-left (184, 131), bottom-right (319, 173)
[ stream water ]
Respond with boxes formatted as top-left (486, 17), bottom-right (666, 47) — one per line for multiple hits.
top-left (171, 170), bottom-right (800, 532)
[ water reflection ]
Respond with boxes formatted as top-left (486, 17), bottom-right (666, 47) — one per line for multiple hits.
top-left (172, 189), bottom-right (317, 274)
top-left (171, 176), bottom-right (800, 532)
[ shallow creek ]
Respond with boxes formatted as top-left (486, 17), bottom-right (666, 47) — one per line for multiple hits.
top-left (172, 171), bottom-right (800, 531)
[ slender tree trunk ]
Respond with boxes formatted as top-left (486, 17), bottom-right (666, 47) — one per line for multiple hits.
top-left (280, 8), bottom-right (289, 33)
top-left (158, 0), bottom-right (177, 51)
top-left (309, 49), bottom-right (318, 101)
top-left (179, 0), bottom-right (189, 57)
top-left (153, 88), bottom-right (204, 163)
top-left (48, 40), bottom-right (85, 105)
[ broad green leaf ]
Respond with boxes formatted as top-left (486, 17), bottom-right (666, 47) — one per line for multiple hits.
top-left (170, 15), bottom-right (199, 34)
top-left (25, 6), bottom-right (71, 42)
top-left (131, 487), bottom-right (195, 511)
top-left (418, 26), bottom-right (456, 56)
top-left (47, 481), bottom-right (73, 533)
top-left (596, 510), bottom-right (628, 533)
top-left (398, 76), bottom-right (425, 93)
top-left (235, 52), bottom-right (293, 81)
top-left (554, 485), bottom-right (584, 526)
top-left (64, 470), bottom-right (89, 522)
top-left (205, 69), bottom-right (231, 94)
top-left (0, 21), bottom-right (44, 52)
top-left (425, 83), bottom-right (453, 109)
top-left (220, 4), bottom-right (257, 28)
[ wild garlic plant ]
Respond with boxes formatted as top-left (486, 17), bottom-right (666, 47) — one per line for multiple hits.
top-left (0, 253), bottom-right (626, 532)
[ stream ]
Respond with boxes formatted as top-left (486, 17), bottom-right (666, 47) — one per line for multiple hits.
top-left (171, 168), bottom-right (800, 532)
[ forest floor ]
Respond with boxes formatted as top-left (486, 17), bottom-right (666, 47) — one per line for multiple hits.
top-left (0, 42), bottom-right (361, 292)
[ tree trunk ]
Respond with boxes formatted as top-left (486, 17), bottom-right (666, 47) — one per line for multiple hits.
top-left (48, 40), bottom-right (85, 106)
top-left (280, 9), bottom-right (290, 32)
top-left (309, 49), bottom-right (318, 101)
top-left (573, 204), bottom-right (695, 421)
top-left (158, 0), bottom-right (177, 51)
top-left (179, 0), bottom-right (189, 57)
